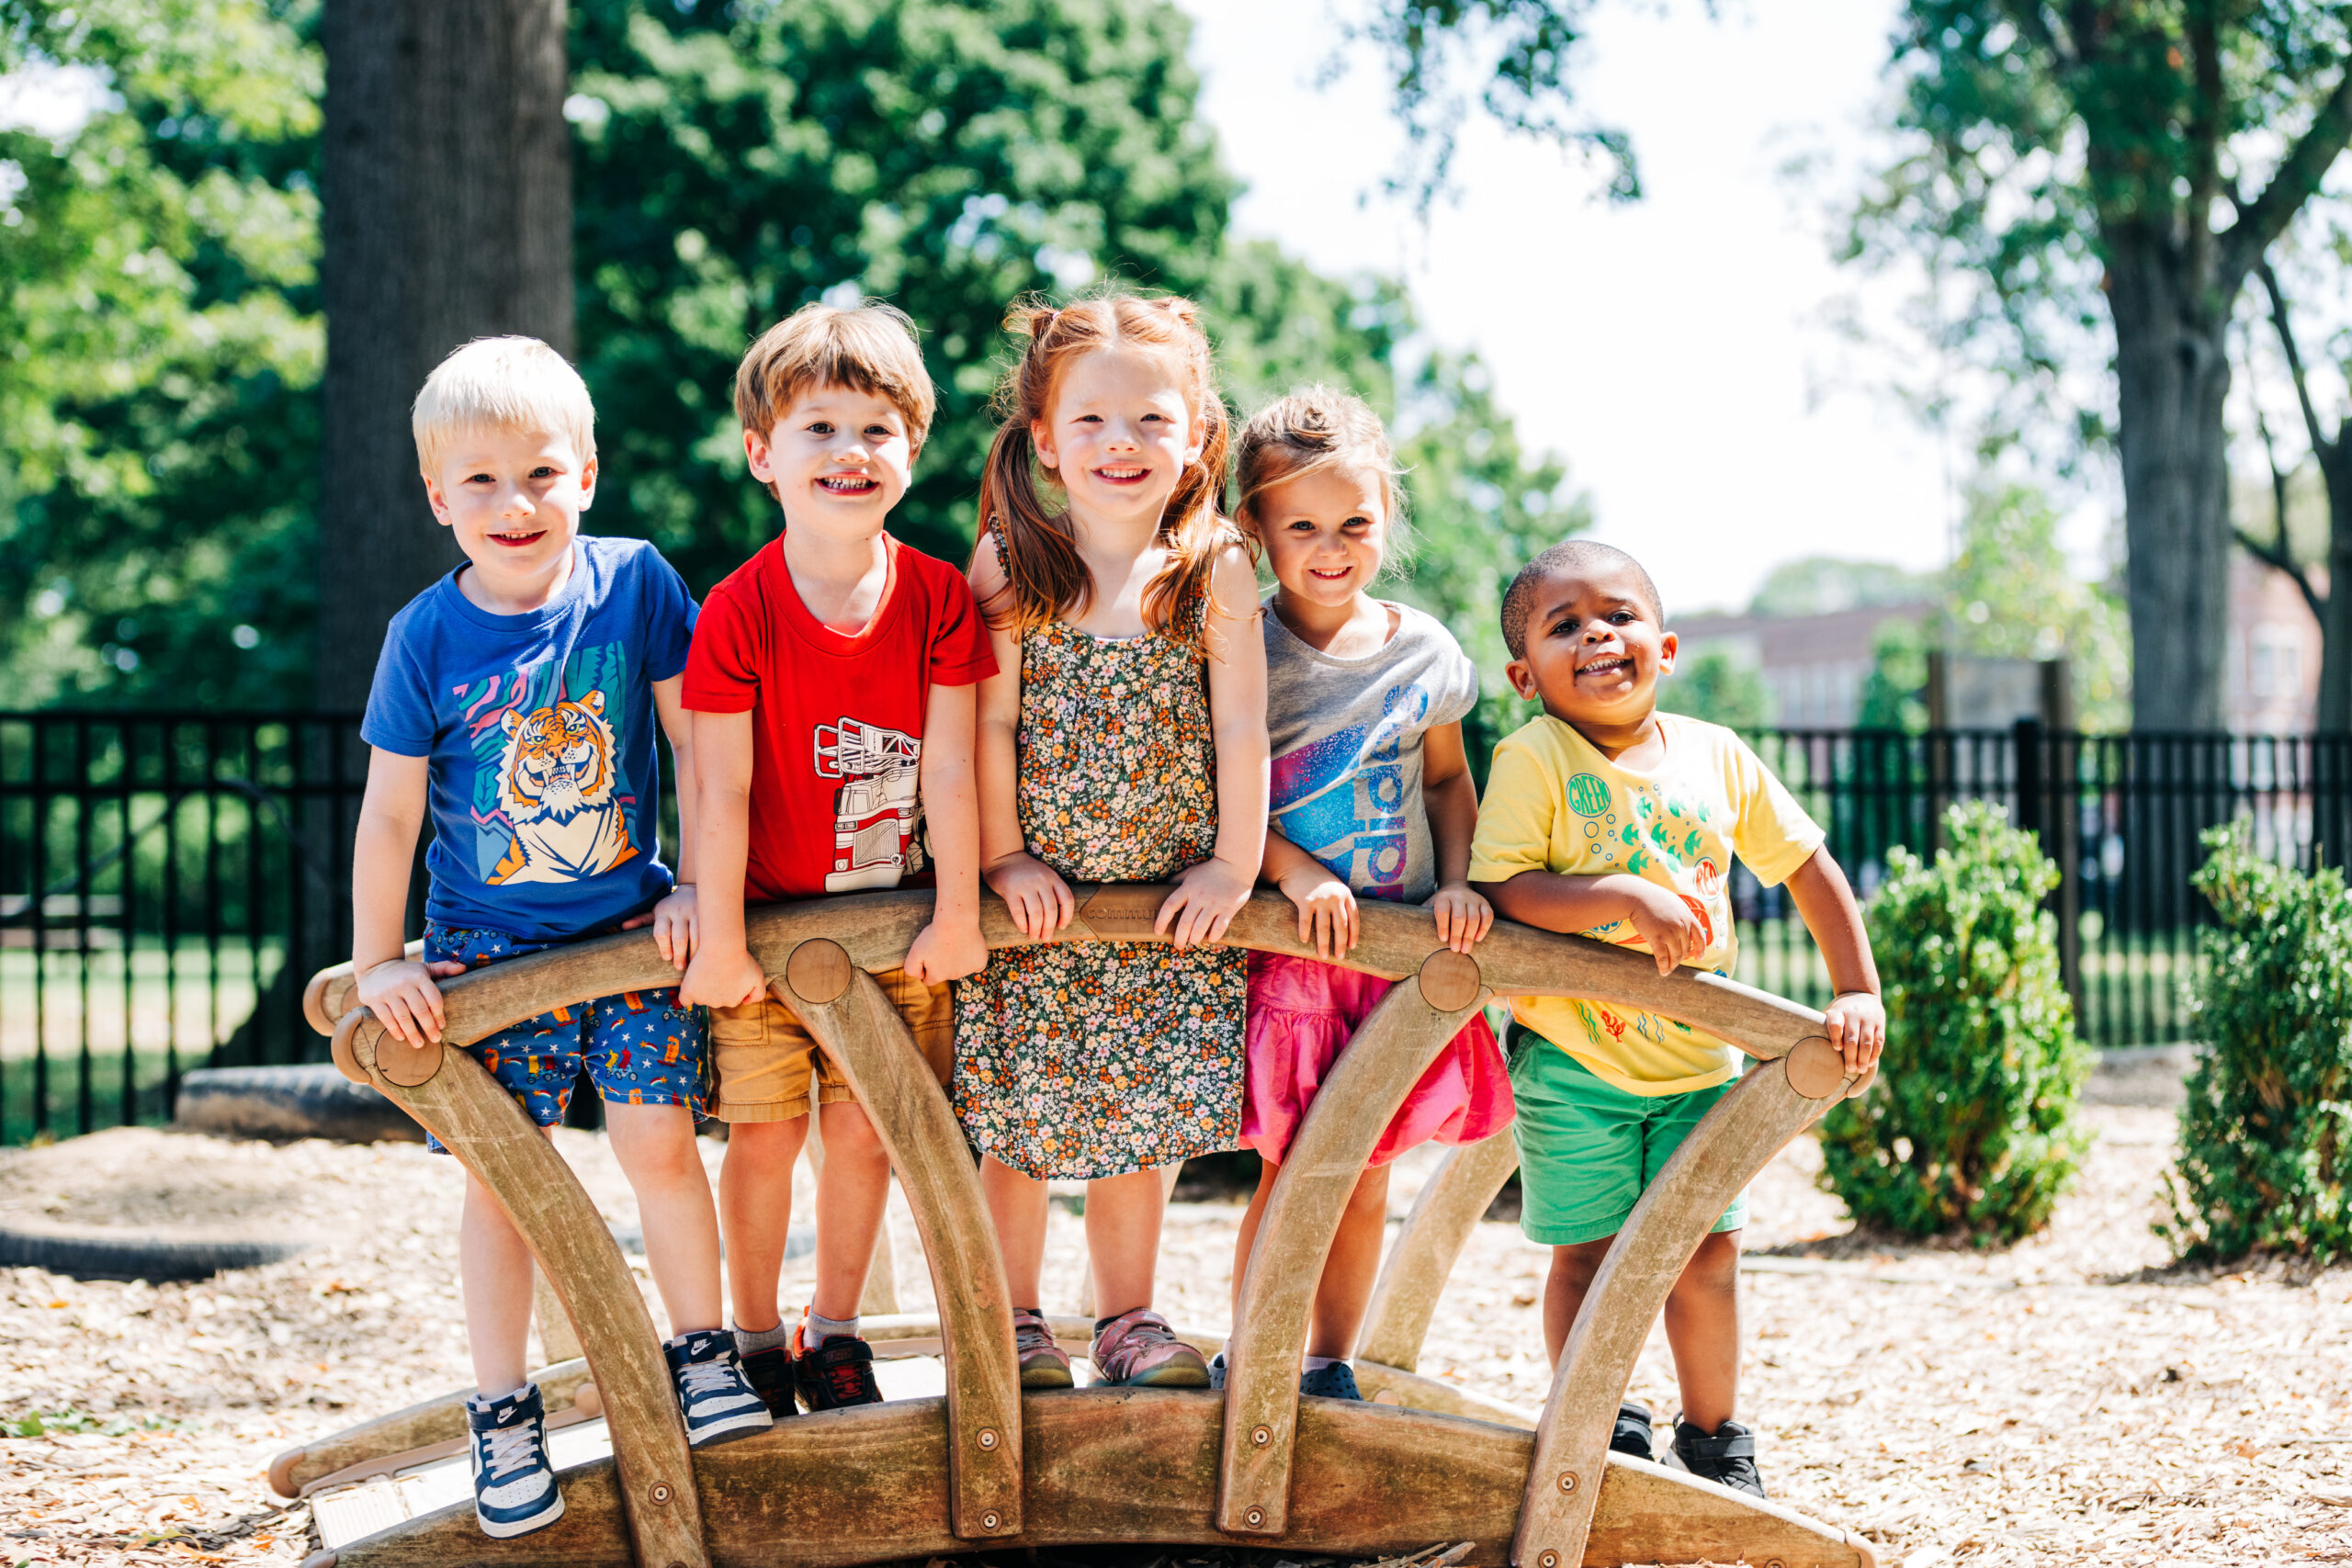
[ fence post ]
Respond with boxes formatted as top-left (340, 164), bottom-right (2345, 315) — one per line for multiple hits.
top-left (2011, 716), bottom-right (2082, 1010)
top-left (2039, 660), bottom-right (2083, 1020)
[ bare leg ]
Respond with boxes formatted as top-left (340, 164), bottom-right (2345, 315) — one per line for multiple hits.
top-left (460, 1124), bottom-right (560, 1397)
top-left (1540, 1236), bottom-right (1615, 1367)
top-left (1661, 1228), bottom-right (1742, 1431)
top-left (1229, 1157), bottom-right (1281, 1324)
top-left (604, 1101), bottom-right (723, 1336)
top-left (980, 1154), bottom-right (1050, 1307)
top-left (1085, 1167), bottom-right (1172, 1320)
top-left (718, 1117), bottom-right (809, 1334)
top-left (1307, 1163), bottom-right (1391, 1360)
top-left (810, 1098), bottom-right (891, 1321)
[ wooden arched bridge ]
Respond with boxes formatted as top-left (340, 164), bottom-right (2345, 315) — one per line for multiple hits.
top-left (280, 886), bottom-right (1880, 1568)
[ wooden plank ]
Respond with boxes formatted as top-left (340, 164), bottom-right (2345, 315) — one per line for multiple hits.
top-left (1357, 1133), bottom-right (1521, 1374)
top-left (783, 949), bottom-right (1023, 1540)
top-left (266, 1359), bottom-right (596, 1500)
top-left (305, 889), bottom-right (1825, 1068)
top-left (345, 1016), bottom-right (710, 1568)
top-left (1351, 1360), bottom-right (1536, 1428)
top-left (319, 1392), bottom-right (1871, 1568)
top-left (1510, 1053), bottom-right (1852, 1568)
top-left (1217, 963), bottom-right (1490, 1536)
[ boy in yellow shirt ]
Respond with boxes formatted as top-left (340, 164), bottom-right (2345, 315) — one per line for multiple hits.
top-left (1468, 540), bottom-right (1884, 1497)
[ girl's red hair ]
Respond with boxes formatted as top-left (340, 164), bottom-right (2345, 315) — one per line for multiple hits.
top-left (975, 294), bottom-right (1234, 657)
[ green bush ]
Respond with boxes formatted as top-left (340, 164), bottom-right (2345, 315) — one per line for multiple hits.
top-left (1817, 801), bottom-right (2091, 1243)
top-left (2161, 825), bottom-right (2352, 1262)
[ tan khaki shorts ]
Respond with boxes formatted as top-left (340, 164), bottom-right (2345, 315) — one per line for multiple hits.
top-left (708, 967), bottom-right (955, 1122)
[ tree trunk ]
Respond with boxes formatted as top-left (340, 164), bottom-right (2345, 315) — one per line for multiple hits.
top-left (317, 0), bottom-right (574, 710)
top-left (2106, 223), bottom-right (2233, 731)
top-left (2319, 437), bottom-right (2352, 734)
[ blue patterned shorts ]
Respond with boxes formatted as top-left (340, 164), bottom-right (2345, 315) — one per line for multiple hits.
top-left (420, 920), bottom-right (707, 1152)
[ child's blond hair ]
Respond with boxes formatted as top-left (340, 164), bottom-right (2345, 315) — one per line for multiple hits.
top-left (411, 337), bottom-right (596, 474)
top-left (734, 302), bottom-right (936, 498)
top-left (1232, 385), bottom-right (1411, 572)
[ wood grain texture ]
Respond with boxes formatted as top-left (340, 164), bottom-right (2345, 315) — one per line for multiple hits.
top-left (266, 1359), bottom-right (594, 1499)
top-left (312, 888), bottom-right (1825, 1068)
top-left (1350, 1359), bottom-right (1536, 1427)
top-left (1356, 1133), bottom-right (1521, 1373)
top-left (321, 1393), bottom-right (1870, 1568)
top-left (785, 967), bottom-right (1023, 1540)
top-left (348, 1028), bottom-right (709, 1568)
top-left (1510, 1054), bottom-right (1852, 1568)
top-left (1217, 966), bottom-right (1490, 1536)
top-left (797, 1098), bottom-right (901, 1316)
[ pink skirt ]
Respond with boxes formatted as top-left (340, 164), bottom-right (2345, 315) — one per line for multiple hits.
top-left (1240, 950), bottom-right (1514, 1168)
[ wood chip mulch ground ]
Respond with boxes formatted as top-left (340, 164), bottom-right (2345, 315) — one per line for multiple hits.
top-left (1, 1105), bottom-right (2347, 1566)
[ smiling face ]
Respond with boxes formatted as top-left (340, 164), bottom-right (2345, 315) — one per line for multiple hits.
top-left (746, 381), bottom-right (916, 544)
top-left (1252, 464), bottom-right (1390, 614)
top-left (424, 425), bottom-right (596, 587)
top-left (1506, 560), bottom-right (1678, 736)
top-left (1031, 345), bottom-right (1204, 532)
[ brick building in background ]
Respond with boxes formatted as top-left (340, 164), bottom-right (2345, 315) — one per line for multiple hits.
top-left (1670, 552), bottom-right (2323, 732)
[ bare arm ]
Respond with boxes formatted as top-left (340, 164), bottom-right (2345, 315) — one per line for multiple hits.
top-left (1262, 827), bottom-right (1357, 961)
top-left (675, 708), bottom-right (765, 1009)
top-left (1419, 719), bottom-right (1491, 953)
top-left (1472, 868), bottom-right (1704, 977)
top-left (969, 536), bottom-right (1071, 939)
top-left (351, 749), bottom-right (464, 1044)
top-left (633, 674), bottom-right (700, 971)
top-left (1784, 847), bottom-right (1885, 1072)
top-left (1158, 544), bottom-right (1268, 948)
top-left (905, 679), bottom-right (989, 983)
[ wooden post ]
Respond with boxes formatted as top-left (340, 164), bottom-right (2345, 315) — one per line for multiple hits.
top-left (1217, 953), bottom-right (1488, 1537)
top-left (800, 1100), bottom-right (902, 1316)
top-left (1509, 1048), bottom-right (1852, 1568)
top-left (781, 943), bottom-right (1023, 1540)
top-left (1355, 1131), bottom-right (1519, 1373)
top-left (343, 1014), bottom-right (710, 1568)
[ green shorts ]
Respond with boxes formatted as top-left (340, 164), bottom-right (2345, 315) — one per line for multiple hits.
top-left (1507, 1024), bottom-right (1749, 1247)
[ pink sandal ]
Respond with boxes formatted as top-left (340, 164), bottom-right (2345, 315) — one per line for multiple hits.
top-left (1091, 1308), bottom-right (1209, 1388)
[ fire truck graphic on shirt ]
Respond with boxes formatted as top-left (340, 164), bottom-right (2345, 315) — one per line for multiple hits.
top-left (814, 716), bottom-right (924, 891)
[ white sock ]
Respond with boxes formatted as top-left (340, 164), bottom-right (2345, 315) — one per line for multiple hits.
top-left (733, 1321), bottom-right (790, 1356)
top-left (1302, 1355), bottom-right (1341, 1372)
top-left (806, 1308), bottom-right (858, 1344)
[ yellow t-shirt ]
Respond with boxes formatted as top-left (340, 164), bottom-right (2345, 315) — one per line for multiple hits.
top-left (1468, 713), bottom-right (1824, 1096)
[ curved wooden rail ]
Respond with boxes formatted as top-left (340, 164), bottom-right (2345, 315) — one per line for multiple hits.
top-left (338, 1022), bottom-right (710, 1568)
top-left (1510, 1046), bottom-right (1856, 1568)
top-left (1356, 1131), bottom-right (1521, 1374)
top-left (777, 943), bottom-right (1023, 1539)
top-left (308, 886), bottom-right (1873, 1568)
top-left (1217, 956), bottom-right (1489, 1535)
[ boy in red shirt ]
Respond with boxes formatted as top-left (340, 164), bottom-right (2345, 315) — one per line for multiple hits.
top-left (679, 303), bottom-right (994, 1413)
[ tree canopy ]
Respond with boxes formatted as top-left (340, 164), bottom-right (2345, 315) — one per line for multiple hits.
top-left (0, 0), bottom-right (1577, 711)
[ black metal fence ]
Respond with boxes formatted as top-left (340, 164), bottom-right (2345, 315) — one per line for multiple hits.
top-left (1740, 724), bottom-right (2352, 1048)
top-left (5, 710), bottom-right (2346, 1142)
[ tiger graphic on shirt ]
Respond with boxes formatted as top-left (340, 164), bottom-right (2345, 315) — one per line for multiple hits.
top-left (487, 690), bottom-right (638, 884)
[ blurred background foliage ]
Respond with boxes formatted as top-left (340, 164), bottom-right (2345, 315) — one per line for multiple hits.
top-left (0, 0), bottom-right (1585, 710)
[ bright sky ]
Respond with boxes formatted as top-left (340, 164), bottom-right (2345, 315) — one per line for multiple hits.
top-left (1179, 0), bottom-right (1962, 615)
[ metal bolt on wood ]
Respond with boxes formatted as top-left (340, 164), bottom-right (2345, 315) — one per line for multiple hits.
top-left (650, 1483), bottom-right (672, 1505)
top-left (977, 1427), bottom-right (998, 1450)
top-left (1251, 1425), bottom-right (1272, 1447)
top-left (982, 1512), bottom-right (1001, 1531)
top-left (1245, 1507), bottom-right (1266, 1529)
top-left (1538, 1551), bottom-right (1559, 1567)
top-left (1557, 1470), bottom-right (1577, 1493)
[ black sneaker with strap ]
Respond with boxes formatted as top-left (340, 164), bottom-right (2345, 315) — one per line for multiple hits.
top-left (1611, 1400), bottom-right (1655, 1460)
top-left (1672, 1417), bottom-right (1765, 1496)
top-left (738, 1343), bottom-right (800, 1418)
top-left (792, 1321), bottom-right (883, 1410)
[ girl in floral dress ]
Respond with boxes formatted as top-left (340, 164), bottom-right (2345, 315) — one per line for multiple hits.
top-left (955, 295), bottom-right (1268, 1388)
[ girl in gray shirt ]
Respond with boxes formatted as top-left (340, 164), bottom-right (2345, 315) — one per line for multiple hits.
top-left (1220, 387), bottom-right (1515, 1400)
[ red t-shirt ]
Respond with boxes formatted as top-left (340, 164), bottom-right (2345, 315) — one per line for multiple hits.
top-left (682, 534), bottom-right (997, 903)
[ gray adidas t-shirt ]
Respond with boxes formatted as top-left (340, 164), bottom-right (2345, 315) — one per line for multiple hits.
top-left (1263, 598), bottom-right (1481, 904)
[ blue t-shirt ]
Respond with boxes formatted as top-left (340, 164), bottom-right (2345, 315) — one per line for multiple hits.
top-left (361, 536), bottom-right (697, 942)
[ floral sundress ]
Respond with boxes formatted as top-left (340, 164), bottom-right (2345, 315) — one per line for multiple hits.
top-left (950, 585), bottom-right (1248, 1180)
